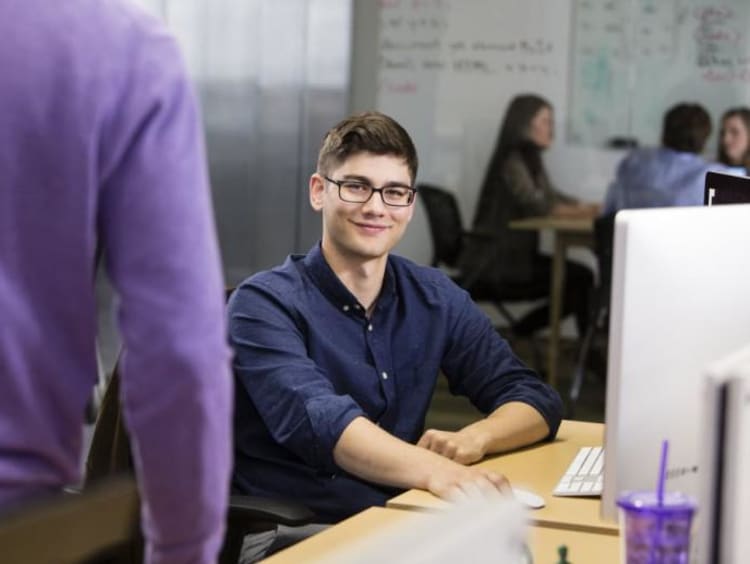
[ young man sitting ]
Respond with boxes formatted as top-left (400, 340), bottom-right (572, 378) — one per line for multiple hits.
top-left (228, 111), bottom-right (562, 561)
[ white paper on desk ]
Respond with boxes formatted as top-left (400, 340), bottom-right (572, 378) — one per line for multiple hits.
top-left (322, 497), bottom-right (529, 564)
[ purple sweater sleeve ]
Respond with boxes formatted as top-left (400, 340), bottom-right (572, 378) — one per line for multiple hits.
top-left (97, 32), bottom-right (233, 564)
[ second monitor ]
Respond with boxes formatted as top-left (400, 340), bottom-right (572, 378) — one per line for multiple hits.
top-left (704, 170), bottom-right (750, 205)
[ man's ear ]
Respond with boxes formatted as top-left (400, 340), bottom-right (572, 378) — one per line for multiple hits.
top-left (310, 173), bottom-right (326, 211)
top-left (405, 191), bottom-right (417, 223)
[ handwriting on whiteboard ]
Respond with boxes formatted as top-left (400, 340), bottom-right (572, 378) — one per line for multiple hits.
top-left (378, 6), bottom-right (559, 95)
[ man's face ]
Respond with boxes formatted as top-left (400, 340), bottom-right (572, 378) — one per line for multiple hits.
top-left (310, 152), bottom-right (415, 264)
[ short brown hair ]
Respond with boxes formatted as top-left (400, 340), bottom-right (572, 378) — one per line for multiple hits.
top-left (317, 111), bottom-right (418, 182)
top-left (661, 103), bottom-right (711, 154)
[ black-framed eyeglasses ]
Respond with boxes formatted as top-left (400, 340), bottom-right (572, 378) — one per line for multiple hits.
top-left (323, 175), bottom-right (417, 207)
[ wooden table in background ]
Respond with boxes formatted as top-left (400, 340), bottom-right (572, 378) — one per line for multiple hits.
top-left (509, 216), bottom-right (594, 388)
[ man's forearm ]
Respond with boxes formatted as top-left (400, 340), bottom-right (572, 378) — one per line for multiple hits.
top-left (332, 416), bottom-right (452, 490)
top-left (461, 401), bottom-right (550, 456)
top-left (417, 401), bottom-right (550, 465)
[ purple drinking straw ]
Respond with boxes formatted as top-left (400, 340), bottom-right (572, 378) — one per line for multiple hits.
top-left (649, 440), bottom-right (669, 562)
top-left (656, 439), bottom-right (669, 506)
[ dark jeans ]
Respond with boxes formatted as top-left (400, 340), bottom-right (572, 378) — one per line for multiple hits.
top-left (239, 523), bottom-right (330, 563)
top-left (504, 255), bottom-right (594, 338)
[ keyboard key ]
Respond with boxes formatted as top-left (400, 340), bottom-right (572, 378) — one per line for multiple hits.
top-left (553, 446), bottom-right (605, 497)
top-left (579, 446), bottom-right (601, 475)
top-left (566, 447), bottom-right (591, 476)
top-left (592, 451), bottom-right (604, 475)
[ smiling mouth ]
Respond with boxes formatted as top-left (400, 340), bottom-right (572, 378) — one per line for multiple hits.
top-left (353, 221), bottom-right (389, 233)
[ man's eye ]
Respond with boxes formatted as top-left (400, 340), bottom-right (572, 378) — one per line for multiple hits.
top-left (342, 182), bottom-right (370, 193)
top-left (384, 187), bottom-right (409, 199)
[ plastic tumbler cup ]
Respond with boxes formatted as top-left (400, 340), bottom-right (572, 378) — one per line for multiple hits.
top-left (617, 491), bottom-right (696, 564)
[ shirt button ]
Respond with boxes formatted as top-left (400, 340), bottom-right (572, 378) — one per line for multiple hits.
top-left (368, 324), bottom-right (373, 332)
top-left (342, 305), bottom-right (350, 312)
top-left (381, 371), bottom-right (388, 380)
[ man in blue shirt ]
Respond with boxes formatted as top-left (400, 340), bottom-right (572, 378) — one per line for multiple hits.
top-left (228, 112), bottom-right (562, 557)
top-left (603, 103), bottom-right (741, 214)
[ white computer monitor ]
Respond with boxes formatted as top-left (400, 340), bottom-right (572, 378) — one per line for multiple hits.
top-left (699, 344), bottom-right (750, 564)
top-left (602, 205), bottom-right (750, 530)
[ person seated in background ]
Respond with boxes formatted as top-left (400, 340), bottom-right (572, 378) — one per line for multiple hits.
top-left (227, 111), bottom-right (562, 561)
top-left (717, 106), bottom-right (750, 173)
top-left (603, 102), bottom-right (736, 214)
top-left (459, 93), bottom-right (598, 338)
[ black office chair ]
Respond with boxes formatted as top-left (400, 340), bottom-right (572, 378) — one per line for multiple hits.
top-left (418, 183), bottom-right (544, 371)
top-left (85, 360), bottom-right (315, 564)
top-left (567, 213), bottom-right (616, 417)
top-left (84, 287), bottom-right (315, 564)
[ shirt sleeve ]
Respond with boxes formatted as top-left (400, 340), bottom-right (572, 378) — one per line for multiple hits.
top-left (440, 287), bottom-right (563, 440)
top-left (603, 153), bottom-right (631, 215)
top-left (603, 179), bottom-right (619, 215)
top-left (229, 280), bottom-right (366, 473)
top-left (97, 34), bottom-right (232, 564)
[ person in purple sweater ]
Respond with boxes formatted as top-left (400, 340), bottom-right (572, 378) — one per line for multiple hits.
top-left (0, 1), bottom-right (232, 562)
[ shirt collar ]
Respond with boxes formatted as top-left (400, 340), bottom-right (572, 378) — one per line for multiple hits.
top-left (302, 242), bottom-right (397, 314)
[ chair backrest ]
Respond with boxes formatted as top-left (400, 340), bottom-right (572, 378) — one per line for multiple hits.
top-left (417, 184), bottom-right (464, 267)
top-left (594, 213), bottom-right (617, 298)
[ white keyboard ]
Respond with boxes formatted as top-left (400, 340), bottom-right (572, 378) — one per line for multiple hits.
top-left (553, 446), bottom-right (604, 497)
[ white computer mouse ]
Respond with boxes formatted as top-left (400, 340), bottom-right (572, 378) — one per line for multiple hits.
top-left (512, 487), bottom-right (546, 509)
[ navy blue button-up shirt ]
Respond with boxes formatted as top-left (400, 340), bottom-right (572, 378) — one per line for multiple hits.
top-left (228, 244), bottom-right (562, 522)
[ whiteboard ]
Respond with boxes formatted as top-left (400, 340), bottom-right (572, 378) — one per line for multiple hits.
top-left (374, 0), bottom-right (572, 225)
top-left (569, 0), bottom-right (750, 147)
top-left (358, 0), bottom-right (750, 264)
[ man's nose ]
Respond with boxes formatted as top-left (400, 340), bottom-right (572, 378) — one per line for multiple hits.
top-left (361, 190), bottom-right (387, 214)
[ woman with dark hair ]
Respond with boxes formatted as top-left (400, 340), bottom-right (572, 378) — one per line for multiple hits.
top-left (718, 107), bottom-right (750, 171)
top-left (460, 94), bottom-right (597, 338)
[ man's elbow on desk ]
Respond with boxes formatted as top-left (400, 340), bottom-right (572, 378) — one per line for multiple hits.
top-left (418, 402), bottom-right (551, 464)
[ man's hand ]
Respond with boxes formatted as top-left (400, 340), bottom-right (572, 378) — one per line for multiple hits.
top-left (425, 460), bottom-right (511, 501)
top-left (417, 402), bottom-right (550, 466)
top-left (417, 428), bottom-right (487, 465)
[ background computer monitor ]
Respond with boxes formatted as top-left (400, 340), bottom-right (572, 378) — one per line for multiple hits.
top-left (704, 171), bottom-right (750, 205)
top-left (602, 205), bottom-right (750, 530)
top-left (700, 344), bottom-right (750, 564)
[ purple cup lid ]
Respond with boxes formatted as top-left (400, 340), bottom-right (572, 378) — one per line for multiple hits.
top-left (616, 491), bottom-right (697, 516)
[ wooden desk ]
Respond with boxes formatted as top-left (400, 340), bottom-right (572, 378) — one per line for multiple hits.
top-left (387, 420), bottom-right (618, 535)
top-left (529, 524), bottom-right (619, 563)
top-left (262, 507), bottom-right (620, 563)
top-left (509, 216), bottom-right (594, 388)
top-left (261, 507), bottom-right (414, 563)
